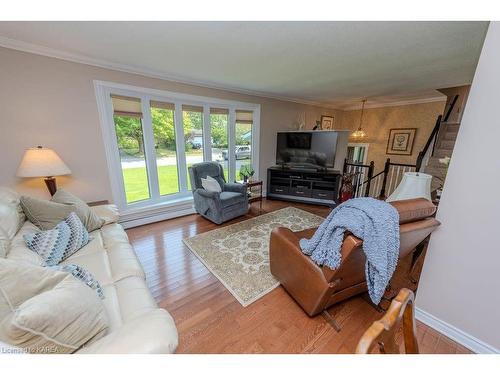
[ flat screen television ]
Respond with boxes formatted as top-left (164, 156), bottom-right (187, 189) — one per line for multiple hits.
top-left (276, 131), bottom-right (338, 170)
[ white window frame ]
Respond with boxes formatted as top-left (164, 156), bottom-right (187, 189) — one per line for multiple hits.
top-left (94, 80), bottom-right (261, 216)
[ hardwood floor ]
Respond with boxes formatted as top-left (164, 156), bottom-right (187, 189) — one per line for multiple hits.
top-left (127, 199), bottom-right (472, 354)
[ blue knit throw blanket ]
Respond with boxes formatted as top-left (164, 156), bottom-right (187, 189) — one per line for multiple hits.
top-left (299, 197), bottom-right (400, 304)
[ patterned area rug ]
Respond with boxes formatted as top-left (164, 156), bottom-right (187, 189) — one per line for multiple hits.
top-left (183, 207), bottom-right (324, 306)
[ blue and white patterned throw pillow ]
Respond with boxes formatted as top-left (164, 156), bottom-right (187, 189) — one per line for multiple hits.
top-left (24, 212), bottom-right (90, 266)
top-left (49, 264), bottom-right (105, 299)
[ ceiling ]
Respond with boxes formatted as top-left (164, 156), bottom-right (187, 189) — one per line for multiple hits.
top-left (0, 21), bottom-right (489, 109)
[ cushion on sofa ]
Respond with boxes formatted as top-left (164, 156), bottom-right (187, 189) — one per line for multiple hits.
top-left (0, 188), bottom-right (25, 258)
top-left (0, 259), bottom-right (109, 353)
top-left (24, 212), bottom-right (90, 266)
top-left (50, 263), bottom-right (104, 299)
top-left (20, 195), bottom-right (75, 230)
top-left (52, 189), bottom-right (105, 232)
top-left (90, 204), bottom-right (120, 225)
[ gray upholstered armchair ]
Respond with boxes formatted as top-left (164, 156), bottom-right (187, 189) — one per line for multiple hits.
top-left (188, 162), bottom-right (249, 224)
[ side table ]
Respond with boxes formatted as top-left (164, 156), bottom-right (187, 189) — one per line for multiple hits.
top-left (246, 180), bottom-right (263, 213)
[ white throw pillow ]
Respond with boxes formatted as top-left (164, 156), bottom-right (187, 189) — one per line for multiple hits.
top-left (201, 175), bottom-right (222, 193)
top-left (0, 259), bottom-right (108, 354)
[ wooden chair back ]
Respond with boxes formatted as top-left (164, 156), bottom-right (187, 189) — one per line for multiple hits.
top-left (355, 288), bottom-right (419, 354)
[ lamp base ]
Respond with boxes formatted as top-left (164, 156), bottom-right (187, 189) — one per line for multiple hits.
top-left (44, 177), bottom-right (57, 196)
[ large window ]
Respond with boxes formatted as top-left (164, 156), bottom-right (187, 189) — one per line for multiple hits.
top-left (98, 82), bottom-right (260, 212)
top-left (183, 105), bottom-right (204, 190)
top-left (111, 95), bottom-right (150, 203)
top-left (150, 101), bottom-right (179, 196)
top-left (235, 110), bottom-right (253, 182)
top-left (210, 108), bottom-right (229, 181)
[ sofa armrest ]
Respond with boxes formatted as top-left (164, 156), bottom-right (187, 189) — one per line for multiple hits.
top-left (91, 204), bottom-right (120, 225)
top-left (223, 182), bottom-right (246, 194)
top-left (78, 309), bottom-right (178, 354)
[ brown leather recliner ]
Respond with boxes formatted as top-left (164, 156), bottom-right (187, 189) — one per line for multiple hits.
top-left (269, 198), bottom-right (440, 317)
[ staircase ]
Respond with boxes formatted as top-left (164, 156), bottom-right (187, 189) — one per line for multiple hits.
top-left (420, 86), bottom-right (470, 191)
top-left (423, 121), bottom-right (460, 191)
top-left (341, 86), bottom-right (470, 201)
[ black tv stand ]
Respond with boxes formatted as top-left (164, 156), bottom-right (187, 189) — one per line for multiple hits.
top-left (267, 166), bottom-right (341, 207)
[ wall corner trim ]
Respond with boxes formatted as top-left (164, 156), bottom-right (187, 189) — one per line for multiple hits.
top-left (415, 307), bottom-right (499, 354)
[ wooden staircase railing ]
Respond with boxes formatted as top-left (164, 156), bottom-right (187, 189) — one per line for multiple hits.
top-left (343, 159), bottom-right (375, 198)
top-left (342, 158), bottom-right (417, 201)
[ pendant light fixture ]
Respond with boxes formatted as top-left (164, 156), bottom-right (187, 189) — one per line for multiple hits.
top-left (351, 99), bottom-right (367, 139)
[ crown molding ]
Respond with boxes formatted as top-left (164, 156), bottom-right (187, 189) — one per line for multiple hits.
top-left (341, 95), bottom-right (447, 111)
top-left (0, 35), bottom-right (447, 111)
top-left (0, 36), bottom-right (340, 109)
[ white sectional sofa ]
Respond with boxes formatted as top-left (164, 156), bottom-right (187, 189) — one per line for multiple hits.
top-left (0, 188), bottom-right (178, 354)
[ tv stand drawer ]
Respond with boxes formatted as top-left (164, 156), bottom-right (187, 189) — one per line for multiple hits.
top-left (270, 185), bottom-right (289, 194)
top-left (312, 189), bottom-right (335, 200)
top-left (290, 187), bottom-right (312, 197)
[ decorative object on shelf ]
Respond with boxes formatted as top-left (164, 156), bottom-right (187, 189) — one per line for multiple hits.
top-left (386, 128), bottom-right (417, 155)
top-left (339, 173), bottom-right (355, 203)
top-left (312, 120), bottom-right (322, 130)
top-left (386, 172), bottom-right (432, 202)
top-left (320, 115), bottom-right (334, 130)
top-left (351, 99), bottom-right (368, 140)
top-left (293, 111), bottom-right (306, 130)
top-left (16, 146), bottom-right (71, 196)
top-left (239, 164), bottom-right (255, 183)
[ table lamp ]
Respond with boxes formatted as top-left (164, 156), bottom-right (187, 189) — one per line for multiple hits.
top-left (16, 146), bottom-right (71, 196)
top-left (386, 172), bottom-right (432, 202)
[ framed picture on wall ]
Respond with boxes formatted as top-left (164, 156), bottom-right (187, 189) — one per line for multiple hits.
top-left (320, 115), bottom-right (334, 130)
top-left (386, 128), bottom-right (417, 155)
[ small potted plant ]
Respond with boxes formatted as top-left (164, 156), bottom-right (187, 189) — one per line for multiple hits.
top-left (239, 165), bottom-right (255, 183)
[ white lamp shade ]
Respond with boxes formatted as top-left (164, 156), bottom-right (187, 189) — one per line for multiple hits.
top-left (386, 172), bottom-right (432, 202)
top-left (16, 147), bottom-right (71, 178)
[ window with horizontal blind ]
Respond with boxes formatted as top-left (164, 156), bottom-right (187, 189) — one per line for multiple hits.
top-left (96, 81), bottom-right (260, 214)
top-left (111, 95), bottom-right (150, 203)
top-left (235, 110), bottom-right (253, 182)
top-left (210, 108), bottom-right (229, 181)
top-left (150, 100), bottom-right (179, 196)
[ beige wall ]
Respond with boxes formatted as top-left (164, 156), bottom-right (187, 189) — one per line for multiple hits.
top-left (416, 23), bottom-right (500, 353)
top-left (0, 47), bottom-right (341, 202)
top-left (338, 101), bottom-right (445, 173)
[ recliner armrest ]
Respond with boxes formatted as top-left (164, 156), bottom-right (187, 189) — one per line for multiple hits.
top-left (194, 188), bottom-right (220, 200)
top-left (269, 227), bottom-right (332, 316)
top-left (223, 182), bottom-right (246, 194)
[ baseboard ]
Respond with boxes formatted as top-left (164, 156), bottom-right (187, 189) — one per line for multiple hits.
top-left (415, 307), bottom-right (499, 354)
top-left (120, 206), bottom-right (196, 229)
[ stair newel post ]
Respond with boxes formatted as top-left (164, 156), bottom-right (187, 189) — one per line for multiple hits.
top-left (379, 158), bottom-right (391, 200)
top-left (338, 158), bottom-right (348, 201)
top-left (365, 161), bottom-right (374, 197)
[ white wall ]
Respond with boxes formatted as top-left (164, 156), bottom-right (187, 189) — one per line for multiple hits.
top-left (0, 47), bottom-right (341, 202)
top-left (416, 22), bottom-right (500, 353)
